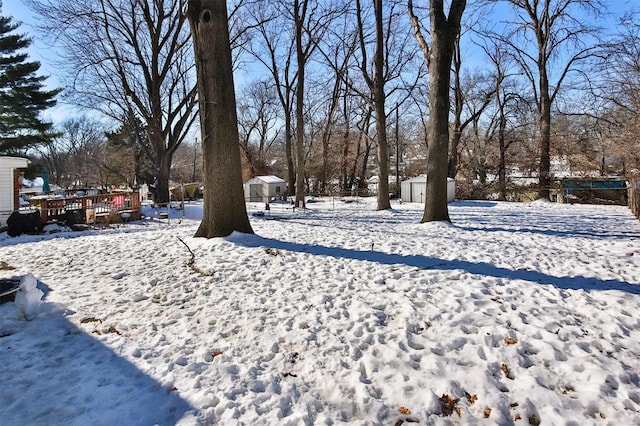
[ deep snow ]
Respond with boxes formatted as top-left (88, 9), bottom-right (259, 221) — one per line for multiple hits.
top-left (1, 198), bottom-right (639, 425)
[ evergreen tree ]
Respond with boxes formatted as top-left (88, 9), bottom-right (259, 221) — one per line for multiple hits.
top-left (0, 5), bottom-right (59, 154)
top-left (104, 112), bottom-right (155, 188)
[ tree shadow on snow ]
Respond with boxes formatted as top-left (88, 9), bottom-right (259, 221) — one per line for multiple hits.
top-left (0, 279), bottom-right (198, 426)
top-left (229, 234), bottom-right (640, 295)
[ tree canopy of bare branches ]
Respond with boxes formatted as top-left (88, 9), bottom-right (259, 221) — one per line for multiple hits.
top-left (28, 0), bottom-right (198, 203)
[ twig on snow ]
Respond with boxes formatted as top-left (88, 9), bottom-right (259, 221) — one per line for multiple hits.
top-left (176, 236), bottom-right (214, 276)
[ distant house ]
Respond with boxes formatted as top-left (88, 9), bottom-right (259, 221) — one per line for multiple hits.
top-left (244, 175), bottom-right (287, 202)
top-left (0, 156), bottom-right (30, 226)
top-left (400, 175), bottom-right (456, 204)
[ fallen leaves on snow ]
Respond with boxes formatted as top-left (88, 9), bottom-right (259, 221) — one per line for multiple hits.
top-left (0, 260), bottom-right (15, 270)
top-left (502, 363), bottom-right (515, 380)
top-left (439, 394), bottom-right (460, 416)
top-left (528, 414), bottom-right (541, 425)
top-left (464, 391), bottom-right (478, 404)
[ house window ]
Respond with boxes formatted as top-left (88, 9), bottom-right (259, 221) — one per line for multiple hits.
top-left (275, 186), bottom-right (281, 193)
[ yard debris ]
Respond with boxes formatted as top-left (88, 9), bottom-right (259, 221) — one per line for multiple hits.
top-left (0, 260), bottom-right (15, 270)
top-left (398, 407), bottom-right (411, 415)
top-left (464, 391), bottom-right (478, 404)
top-left (484, 407), bottom-right (491, 418)
top-left (502, 363), bottom-right (515, 380)
top-left (265, 248), bottom-right (281, 256)
top-left (177, 236), bottom-right (215, 276)
top-left (505, 337), bottom-right (517, 345)
top-left (528, 414), bottom-right (541, 425)
top-left (80, 317), bottom-right (102, 324)
top-left (439, 394), bottom-right (460, 416)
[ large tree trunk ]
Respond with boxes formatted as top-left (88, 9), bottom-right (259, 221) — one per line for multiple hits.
top-left (186, 0), bottom-right (253, 238)
top-left (155, 148), bottom-right (173, 204)
top-left (421, 0), bottom-right (466, 223)
top-left (285, 116), bottom-right (295, 197)
top-left (294, 0), bottom-right (307, 208)
top-left (373, 0), bottom-right (391, 210)
top-left (539, 87), bottom-right (552, 200)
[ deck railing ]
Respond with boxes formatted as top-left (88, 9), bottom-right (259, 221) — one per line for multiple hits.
top-left (27, 191), bottom-right (141, 224)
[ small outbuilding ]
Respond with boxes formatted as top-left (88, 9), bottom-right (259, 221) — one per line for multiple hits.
top-left (558, 177), bottom-right (627, 205)
top-left (244, 175), bottom-right (287, 202)
top-left (400, 175), bottom-right (455, 204)
top-left (0, 156), bottom-right (30, 227)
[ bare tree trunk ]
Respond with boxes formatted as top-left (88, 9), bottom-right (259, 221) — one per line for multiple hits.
top-left (421, 0), bottom-right (466, 223)
top-left (320, 76), bottom-right (342, 195)
top-left (186, 0), bottom-right (253, 238)
top-left (373, 0), bottom-right (391, 210)
top-left (155, 148), bottom-right (173, 204)
top-left (285, 118), bottom-right (295, 196)
top-left (340, 93), bottom-right (351, 192)
top-left (539, 86), bottom-right (552, 199)
top-left (448, 37), bottom-right (463, 179)
top-left (498, 110), bottom-right (508, 201)
top-left (294, 0), bottom-right (307, 208)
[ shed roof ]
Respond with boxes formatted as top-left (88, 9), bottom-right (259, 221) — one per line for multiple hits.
top-left (402, 175), bottom-right (454, 183)
top-left (255, 175), bottom-right (286, 184)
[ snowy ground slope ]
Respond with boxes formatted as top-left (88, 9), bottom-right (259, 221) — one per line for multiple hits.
top-left (1, 199), bottom-right (639, 425)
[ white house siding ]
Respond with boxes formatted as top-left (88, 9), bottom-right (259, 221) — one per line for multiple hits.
top-left (1, 156), bottom-right (30, 226)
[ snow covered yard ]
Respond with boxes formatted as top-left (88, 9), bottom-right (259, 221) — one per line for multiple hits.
top-left (1, 199), bottom-right (639, 425)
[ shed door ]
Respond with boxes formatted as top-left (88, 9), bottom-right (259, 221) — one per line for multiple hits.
top-left (249, 184), bottom-right (263, 202)
top-left (411, 182), bottom-right (425, 203)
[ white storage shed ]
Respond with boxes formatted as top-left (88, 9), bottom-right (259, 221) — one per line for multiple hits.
top-left (400, 175), bottom-right (455, 204)
top-left (0, 156), bottom-right (30, 226)
top-left (244, 175), bottom-right (287, 202)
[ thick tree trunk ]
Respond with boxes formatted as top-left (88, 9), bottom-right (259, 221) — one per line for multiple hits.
top-left (539, 91), bottom-right (552, 200)
top-left (294, 0), bottom-right (306, 208)
top-left (186, 0), bottom-right (253, 238)
top-left (421, 0), bottom-right (466, 222)
top-left (422, 45), bottom-right (452, 222)
top-left (374, 98), bottom-right (391, 209)
top-left (373, 0), bottom-right (391, 210)
top-left (155, 149), bottom-right (173, 204)
top-left (285, 117), bottom-right (295, 197)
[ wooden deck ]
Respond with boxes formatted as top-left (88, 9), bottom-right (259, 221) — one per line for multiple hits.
top-left (27, 191), bottom-right (142, 224)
